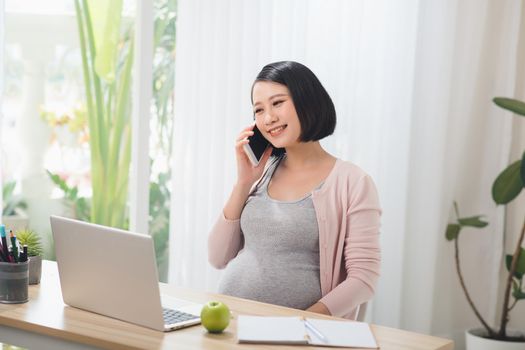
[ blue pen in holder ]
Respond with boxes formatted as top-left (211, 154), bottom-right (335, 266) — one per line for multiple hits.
top-left (0, 260), bottom-right (29, 304)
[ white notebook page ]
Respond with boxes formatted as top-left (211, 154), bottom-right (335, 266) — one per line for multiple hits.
top-left (237, 316), bottom-right (308, 344)
top-left (306, 318), bottom-right (378, 348)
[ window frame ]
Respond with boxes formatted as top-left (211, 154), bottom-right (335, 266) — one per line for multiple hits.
top-left (130, 0), bottom-right (153, 234)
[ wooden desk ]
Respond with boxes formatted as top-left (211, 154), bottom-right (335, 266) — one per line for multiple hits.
top-left (0, 261), bottom-right (453, 350)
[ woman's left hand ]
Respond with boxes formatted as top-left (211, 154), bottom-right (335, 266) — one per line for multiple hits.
top-left (306, 302), bottom-right (331, 315)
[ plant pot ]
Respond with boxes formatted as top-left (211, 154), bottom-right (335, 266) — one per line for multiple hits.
top-left (28, 255), bottom-right (42, 285)
top-left (466, 328), bottom-right (525, 350)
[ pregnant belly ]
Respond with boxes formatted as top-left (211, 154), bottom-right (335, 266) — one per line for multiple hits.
top-left (217, 250), bottom-right (321, 310)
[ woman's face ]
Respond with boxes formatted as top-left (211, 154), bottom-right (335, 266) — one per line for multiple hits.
top-left (252, 81), bottom-right (301, 149)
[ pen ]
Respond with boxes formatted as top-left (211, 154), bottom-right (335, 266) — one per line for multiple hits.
top-left (0, 239), bottom-right (5, 262)
top-left (303, 318), bottom-right (328, 343)
top-left (0, 225), bottom-right (9, 262)
top-left (20, 245), bottom-right (28, 263)
top-left (10, 230), bottom-right (19, 263)
top-left (8, 246), bottom-right (14, 263)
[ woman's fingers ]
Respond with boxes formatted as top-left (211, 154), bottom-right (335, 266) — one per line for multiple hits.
top-left (236, 130), bottom-right (254, 142)
top-left (235, 139), bottom-right (250, 151)
top-left (235, 124), bottom-right (256, 141)
top-left (242, 123), bottom-right (255, 132)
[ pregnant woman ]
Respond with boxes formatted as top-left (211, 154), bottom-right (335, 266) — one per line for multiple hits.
top-left (208, 61), bottom-right (381, 320)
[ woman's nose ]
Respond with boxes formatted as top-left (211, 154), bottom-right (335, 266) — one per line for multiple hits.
top-left (264, 111), bottom-right (277, 125)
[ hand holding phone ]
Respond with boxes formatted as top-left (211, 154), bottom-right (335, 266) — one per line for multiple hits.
top-left (243, 125), bottom-right (270, 167)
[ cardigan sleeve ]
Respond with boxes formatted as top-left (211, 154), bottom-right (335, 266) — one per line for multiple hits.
top-left (207, 213), bottom-right (245, 269)
top-left (320, 175), bottom-right (381, 317)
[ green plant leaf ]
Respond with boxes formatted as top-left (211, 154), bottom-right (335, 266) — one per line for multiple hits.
top-left (70, 187), bottom-right (78, 200)
top-left (521, 152), bottom-right (525, 186)
top-left (2, 181), bottom-right (16, 199)
top-left (493, 97), bottom-right (525, 117)
top-left (492, 160), bottom-right (523, 204)
top-left (505, 255), bottom-right (520, 278)
top-left (505, 248), bottom-right (525, 279)
top-left (512, 289), bottom-right (525, 300)
top-left (517, 249), bottom-right (524, 276)
top-left (458, 216), bottom-right (489, 228)
top-left (15, 229), bottom-right (43, 256)
top-left (2, 181), bottom-right (27, 216)
top-left (510, 280), bottom-right (525, 300)
top-left (446, 224), bottom-right (461, 241)
top-left (89, 0), bottom-right (123, 82)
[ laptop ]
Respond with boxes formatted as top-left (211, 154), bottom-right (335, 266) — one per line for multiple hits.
top-left (50, 215), bottom-right (202, 332)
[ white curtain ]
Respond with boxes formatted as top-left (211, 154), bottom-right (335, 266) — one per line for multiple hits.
top-left (169, 0), bottom-right (525, 347)
top-left (401, 1), bottom-right (525, 343)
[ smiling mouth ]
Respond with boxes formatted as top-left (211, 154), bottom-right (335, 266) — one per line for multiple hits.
top-left (268, 125), bottom-right (287, 136)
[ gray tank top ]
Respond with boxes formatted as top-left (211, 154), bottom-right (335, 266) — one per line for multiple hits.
top-left (218, 157), bottom-right (322, 310)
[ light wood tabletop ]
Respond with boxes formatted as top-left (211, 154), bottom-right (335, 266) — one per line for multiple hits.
top-left (0, 261), bottom-right (453, 350)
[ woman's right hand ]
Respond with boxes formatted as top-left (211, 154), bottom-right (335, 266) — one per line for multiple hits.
top-left (235, 124), bottom-right (273, 187)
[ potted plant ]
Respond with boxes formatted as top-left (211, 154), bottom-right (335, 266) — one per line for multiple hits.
top-left (2, 181), bottom-right (29, 233)
top-left (445, 97), bottom-right (525, 349)
top-left (15, 229), bottom-right (44, 285)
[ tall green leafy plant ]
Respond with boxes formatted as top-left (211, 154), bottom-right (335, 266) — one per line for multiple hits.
top-left (74, 0), bottom-right (133, 228)
top-left (446, 97), bottom-right (525, 341)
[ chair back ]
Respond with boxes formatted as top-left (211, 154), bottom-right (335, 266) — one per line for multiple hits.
top-left (356, 302), bottom-right (368, 322)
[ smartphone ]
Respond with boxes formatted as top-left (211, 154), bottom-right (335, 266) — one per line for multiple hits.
top-left (243, 125), bottom-right (270, 167)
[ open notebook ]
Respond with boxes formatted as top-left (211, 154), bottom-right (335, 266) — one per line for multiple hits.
top-left (237, 316), bottom-right (379, 348)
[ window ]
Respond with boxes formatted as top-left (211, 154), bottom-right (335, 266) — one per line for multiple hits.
top-left (1, 0), bottom-right (176, 281)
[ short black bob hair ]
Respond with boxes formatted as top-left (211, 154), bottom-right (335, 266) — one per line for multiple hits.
top-left (251, 61), bottom-right (337, 155)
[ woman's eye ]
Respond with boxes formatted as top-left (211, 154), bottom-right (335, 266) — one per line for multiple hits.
top-left (254, 108), bottom-right (263, 114)
top-left (273, 100), bottom-right (283, 107)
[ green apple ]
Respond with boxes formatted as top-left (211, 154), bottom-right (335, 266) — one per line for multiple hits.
top-left (200, 301), bottom-right (231, 333)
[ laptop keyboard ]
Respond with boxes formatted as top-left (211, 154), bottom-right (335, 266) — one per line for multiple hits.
top-left (163, 308), bottom-right (200, 324)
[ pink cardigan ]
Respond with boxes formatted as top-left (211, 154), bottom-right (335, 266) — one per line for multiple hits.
top-left (208, 159), bottom-right (381, 319)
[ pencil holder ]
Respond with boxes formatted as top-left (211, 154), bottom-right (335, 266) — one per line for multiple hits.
top-left (0, 260), bottom-right (29, 304)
